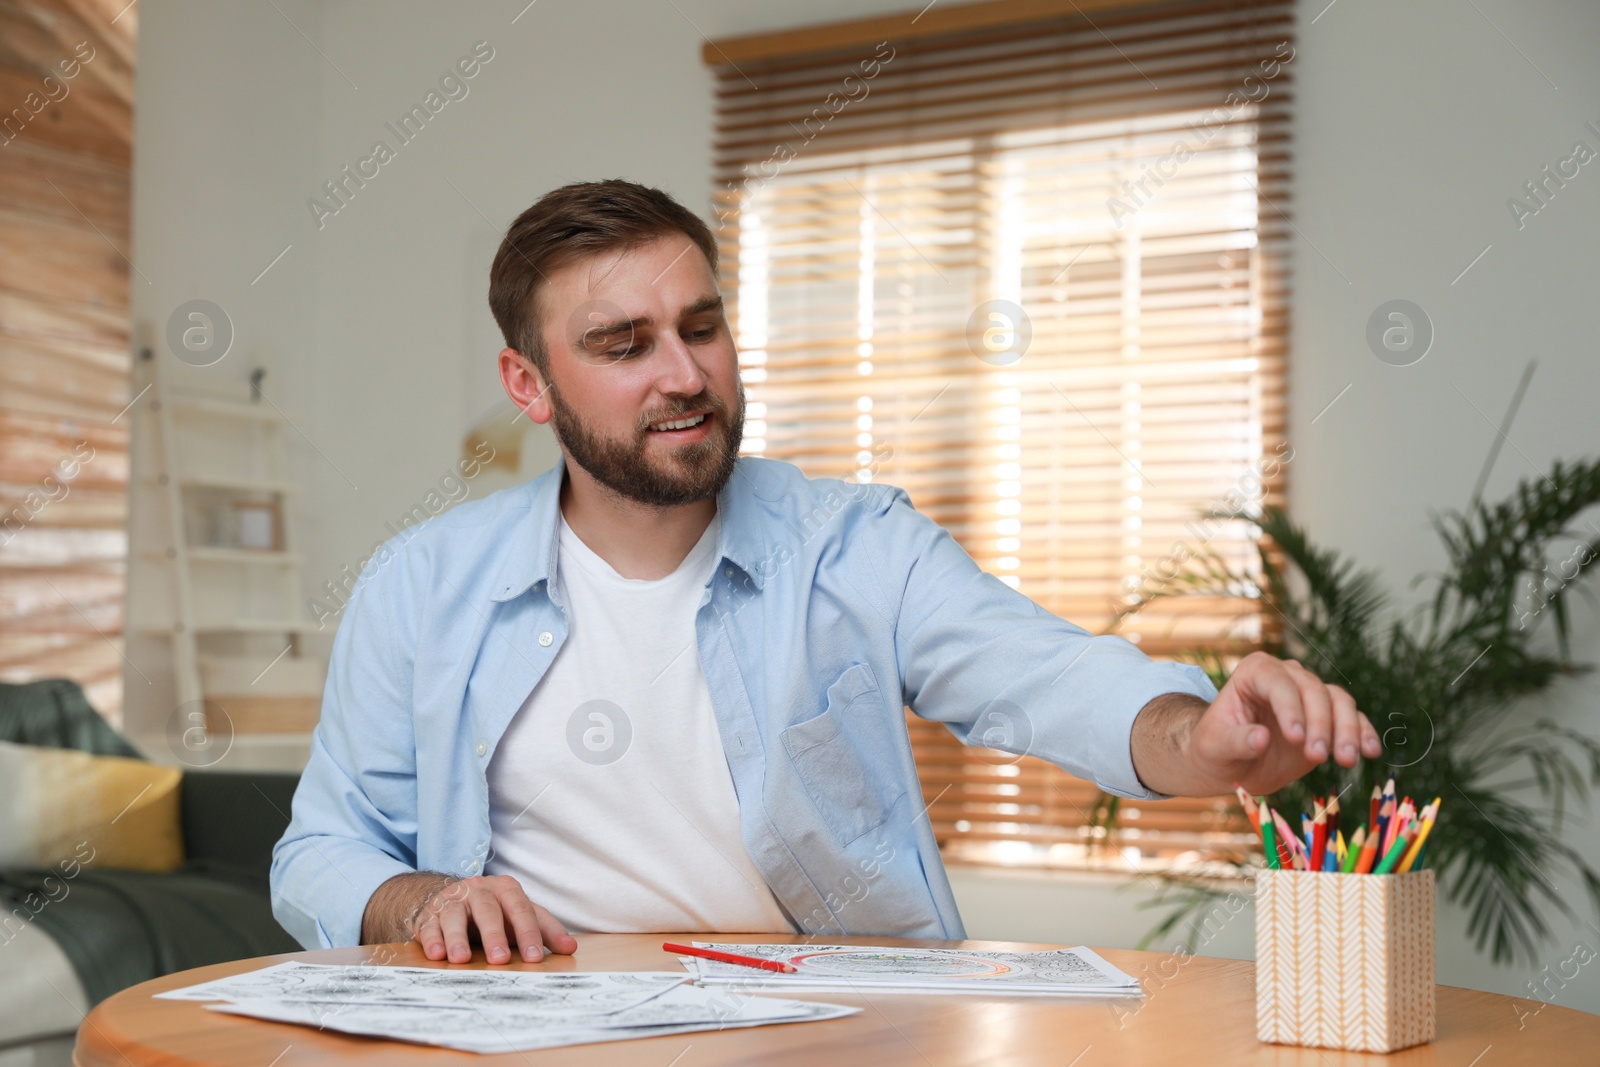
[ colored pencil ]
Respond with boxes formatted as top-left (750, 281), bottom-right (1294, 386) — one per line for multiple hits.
top-left (1373, 821), bottom-right (1419, 875)
top-left (1384, 798), bottom-right (1413, 856)
top-left (1273, 810), bottom-right (1309, 870)
top-left (1249, 780), bottom-right (1441, 878)
top-left (664, 942), bottom-right (797, 973)
top-left (1310, 804), bottom-right (1328, 873)
top-left (1265, 801), bottom-right (1293, 869)
top-left (1271, 809), bottom-right (1297, 862)
top-left (1380, 779), bottom-right (1396, 838)
top-left (1375, 798), bottom-right (1394, 854)
top-left (1397, 798), bottom-right (1441, 873)
top-left (1353, 829), bottom-right (1381, 874)
top-left (1235, 784), bottom-right (1261, 833)
top-left (1340, 827), bottom-right (1366, 873)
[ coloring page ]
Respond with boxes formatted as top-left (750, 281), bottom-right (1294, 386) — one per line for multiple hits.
top-left (208, 983), bottom-right (859, 1053)
top-left (685, 943), bottom-right (1142, 995)
top-left (158, 961), bottom-right (685, 1014)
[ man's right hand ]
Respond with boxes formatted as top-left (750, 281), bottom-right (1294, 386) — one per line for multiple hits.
top-left (361, 872), bottom-right (577, 965)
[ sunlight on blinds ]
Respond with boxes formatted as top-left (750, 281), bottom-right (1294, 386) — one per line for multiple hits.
top-left (735, 106), bottom-right (1275, 651)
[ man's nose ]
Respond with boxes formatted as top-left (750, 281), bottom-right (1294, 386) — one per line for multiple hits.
top-left (653, 332), bottom-right (709, 396)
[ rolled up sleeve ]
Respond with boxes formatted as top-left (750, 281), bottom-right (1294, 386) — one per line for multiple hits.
top-left (270, 559), bottom-right (423, 948)
top-left (867, 486), bottom-right (1218, 801)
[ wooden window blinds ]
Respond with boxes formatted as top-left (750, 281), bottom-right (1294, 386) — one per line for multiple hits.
top-left (708, 0), bottom-right (1290, 869)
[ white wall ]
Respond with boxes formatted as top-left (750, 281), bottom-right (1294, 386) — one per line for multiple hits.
top-left (130, 0), bottom-right (1600, 1017)
top-left (124, 0), bottom-right (325, 750)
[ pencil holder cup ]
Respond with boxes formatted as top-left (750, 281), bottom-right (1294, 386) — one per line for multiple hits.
top-left (1255, 868), bottom-right (1436, 1053)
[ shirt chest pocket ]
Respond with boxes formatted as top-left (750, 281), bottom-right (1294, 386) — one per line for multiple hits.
top-left (780, 663), bottom-right (905, 848)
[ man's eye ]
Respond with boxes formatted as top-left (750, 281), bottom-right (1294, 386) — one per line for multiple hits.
top-left (687, 325), bottom-right (719, 342)
top-left (602, 345), bottom-right (643, 360)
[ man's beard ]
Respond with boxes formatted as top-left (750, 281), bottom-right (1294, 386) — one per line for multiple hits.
top-left (547, 383), bottom-right (744, 508)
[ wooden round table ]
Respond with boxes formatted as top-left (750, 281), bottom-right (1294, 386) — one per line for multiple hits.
top-left (73, 934), bottom-right (1597, 1065)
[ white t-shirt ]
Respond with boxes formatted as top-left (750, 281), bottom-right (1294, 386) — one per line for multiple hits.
top-left (484, 510), bottom-right (793, 935)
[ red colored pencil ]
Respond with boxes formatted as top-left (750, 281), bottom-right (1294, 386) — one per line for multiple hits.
top-left (1310, 802), bottom-right (1328, 873)
top-left (664, 942), bottom-right (797, 974)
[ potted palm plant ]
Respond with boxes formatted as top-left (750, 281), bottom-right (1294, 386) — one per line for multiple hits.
top-left (1115, 447), bottom-right (1600, 965)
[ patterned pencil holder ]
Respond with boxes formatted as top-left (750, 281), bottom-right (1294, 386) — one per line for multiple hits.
top-left (1255, 868), bottom-right (1436, 1053)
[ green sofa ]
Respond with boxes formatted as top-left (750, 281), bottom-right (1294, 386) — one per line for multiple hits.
top-left (0, 679), bottom-right (302, 1065)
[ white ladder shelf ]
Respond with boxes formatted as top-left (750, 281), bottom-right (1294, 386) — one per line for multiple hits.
top-left (130, 337), bottom-right (327, 765)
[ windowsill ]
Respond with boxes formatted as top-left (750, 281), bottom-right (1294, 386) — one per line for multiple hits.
top-left (939, 841), bottom-right (1257, 888)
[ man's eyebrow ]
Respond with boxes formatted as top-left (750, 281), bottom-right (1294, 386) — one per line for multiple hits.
top-left (572, 295), bottom-right (725, 350)
top-left (682, 295), bottom-right (724, 318)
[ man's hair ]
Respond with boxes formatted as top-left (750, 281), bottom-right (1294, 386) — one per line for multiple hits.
top-left (488, 179), bottom-right (719, 376)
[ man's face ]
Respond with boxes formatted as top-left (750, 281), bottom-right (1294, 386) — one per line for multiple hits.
top-left (533, 234), bottom-right (744, 508)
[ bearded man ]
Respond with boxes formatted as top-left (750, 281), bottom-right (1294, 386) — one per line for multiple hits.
top-left (270, 179), bottom-right (1381, 965)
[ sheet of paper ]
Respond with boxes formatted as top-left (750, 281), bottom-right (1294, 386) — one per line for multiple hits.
top-left (156, 961), bottom-right (683, 1011)
top-left (158, 961), bottom-right (858, 1054)
top-left (681, 943), bottom-right (1144, 997)
top-left (207, 983), bottom-right (859, 1054)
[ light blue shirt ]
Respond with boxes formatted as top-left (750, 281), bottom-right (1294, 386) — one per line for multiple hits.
top-left (270, 455), bottom-right (1217, 949)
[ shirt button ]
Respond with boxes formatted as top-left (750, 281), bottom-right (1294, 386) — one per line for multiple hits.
top-left (475, 741), bottom-right (487, 757)
top-left (471, 858), bottom-right (482, 873)
top-left (724, 567), bottom-right (733, 577)
top-left (538, 631), bottom-right (553, 647)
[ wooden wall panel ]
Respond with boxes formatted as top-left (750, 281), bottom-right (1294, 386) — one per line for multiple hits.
top-left (0, 142), bottom-right (129, 228)
top-left (0, 0), bottom-right (134, 722)
top-left (0, 209), bottom-right (131, 307)
top-left (0, 66), bottom-right (128, 164)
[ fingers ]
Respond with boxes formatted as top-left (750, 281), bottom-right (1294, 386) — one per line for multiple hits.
top-left (468, 883), bottom-right (512, 965)
top-left (1284, 661), bottom-right (1332, 762)
top-left (492, 879), bottom-right (554, 962)
top-left (532, 903), bottom-right (578, 957)
top-left (1359, 709), bottom-right (1383, 758)
top-left (1213, 654), bottom-right (1388, 796)
top-left (433, 885), bottom-right (474, 964)
top-left (1287, 671), bottom-right (1382, 767)
top-left (1241, 652), bottom-right (1306, 747)
top-left (410, 876), bottom-right (572, 966)
top-left (1241, 655), bottom-right (1382, 771)
top-left (1238, 654), bottom-right (1383, 773)
top-left (416, 911), bottom-right (447, 961)
top-left (1327, 684), bottom-right (1363, 766)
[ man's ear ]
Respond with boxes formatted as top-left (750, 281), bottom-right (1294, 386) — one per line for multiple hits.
top-left (499, 348), bottom-right (554, 424)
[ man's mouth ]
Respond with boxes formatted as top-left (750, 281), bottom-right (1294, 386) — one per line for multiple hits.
top-left (647, 412), bottom-right (710, 433)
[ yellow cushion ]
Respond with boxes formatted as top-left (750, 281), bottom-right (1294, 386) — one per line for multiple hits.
top-left (0, 741), bottom-right (184, 873)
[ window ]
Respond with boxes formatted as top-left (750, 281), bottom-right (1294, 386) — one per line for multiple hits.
top-left (708, 0), bottom-right (1290, 870)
